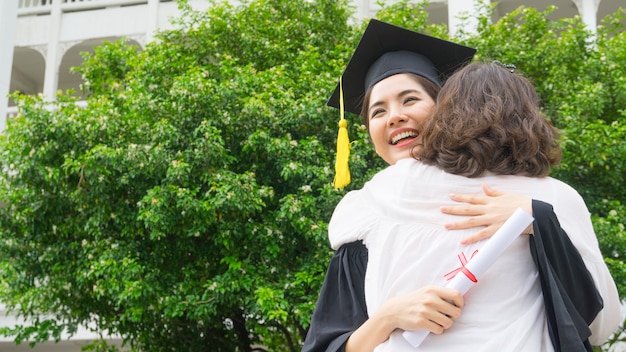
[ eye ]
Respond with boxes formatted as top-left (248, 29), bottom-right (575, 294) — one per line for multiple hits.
top-left (369, 108), bottom-right (386, 120)
top-left (404, 96), bottom-right (419, 105)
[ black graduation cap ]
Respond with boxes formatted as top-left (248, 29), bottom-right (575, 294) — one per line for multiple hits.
top-left (327, 19), bottom-right (477, 115)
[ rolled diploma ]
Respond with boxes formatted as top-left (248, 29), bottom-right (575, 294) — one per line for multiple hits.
top-left (402, 208), bottom-right (534, 347)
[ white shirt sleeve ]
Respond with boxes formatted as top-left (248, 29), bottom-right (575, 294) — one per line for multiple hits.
top-left (553, 182), bottom-right (622, 344)
top-left (328, 189), bottom-right (378, 250)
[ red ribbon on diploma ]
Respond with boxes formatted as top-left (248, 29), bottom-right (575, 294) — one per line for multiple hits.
top-left (444, 250), bottom-right (479, 283)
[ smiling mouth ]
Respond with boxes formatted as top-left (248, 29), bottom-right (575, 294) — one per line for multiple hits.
top-left (391, 131), bottom-right (418, 145)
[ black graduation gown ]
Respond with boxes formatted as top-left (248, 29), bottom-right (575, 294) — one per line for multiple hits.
top-left (302, 241), bottom-right (369, 352)
top-left (529, 200), bottom-right (603, 352)
top-left (301, 200), bottom-right (604, 352)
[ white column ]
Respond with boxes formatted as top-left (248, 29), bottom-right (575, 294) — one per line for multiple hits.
top-left (448, 0), bottom-right (489, 38)
top-left (0, 1), bottom-right (18, 132)
top-left (42, 0), bottom-right (62, 102)
top-left (353, 0), bottom-right (370, 22)
top-left (146, 0), bottom-right (160, 43)
top-left (572, 0), bottom-right (601, 35)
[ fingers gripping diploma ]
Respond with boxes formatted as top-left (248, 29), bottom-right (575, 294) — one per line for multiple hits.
top-left (382, 286), bottom-right (464, 335)
top-left (441, 184), bottom-right (533, 244)
top-left (420, 288), bottom-right (464, 334)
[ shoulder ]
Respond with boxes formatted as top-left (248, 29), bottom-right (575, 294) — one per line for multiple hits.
top-left (543, 177), bottom-right (590, 215)
top-left (328, 189), bottom-right (378, 249)
top-left (366, 159), bottom-right (449, 191)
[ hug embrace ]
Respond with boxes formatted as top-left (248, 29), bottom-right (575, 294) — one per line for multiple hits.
top-left (303, 19), bottom-right (621, 352)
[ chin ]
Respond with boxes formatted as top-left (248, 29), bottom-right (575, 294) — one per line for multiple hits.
top-left (387, 153), bottom-right (413, 165)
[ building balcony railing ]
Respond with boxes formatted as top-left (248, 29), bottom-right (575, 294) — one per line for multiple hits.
top-left (17, 0), bottom-right (170, 17)
top-left (5, 106), bottom-right (19, 120)
top-left (5, 100), bottom-right (88, 122)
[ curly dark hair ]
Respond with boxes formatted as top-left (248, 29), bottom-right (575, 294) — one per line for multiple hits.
top-left (415, 61), bottom-right (562, 177)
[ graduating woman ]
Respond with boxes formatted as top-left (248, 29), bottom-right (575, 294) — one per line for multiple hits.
top-left (302, 20), bottom-right (620, 352)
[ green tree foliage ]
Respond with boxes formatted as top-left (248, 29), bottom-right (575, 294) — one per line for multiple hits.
top-left (1, 1), bottom-right (358, 350)
top-left (0, 0), bottom-right (624, 351)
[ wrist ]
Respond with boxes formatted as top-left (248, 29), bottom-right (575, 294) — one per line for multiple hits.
top-left (346, 312), bottom-right (396, 352)
top-left (369, 308), bottom-right (398, 336)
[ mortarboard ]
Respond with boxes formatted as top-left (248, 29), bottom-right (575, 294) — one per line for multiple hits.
top-left (330, 19), bottom-right (476, 189)
top-left (328, 19), bottom-right (477, 115)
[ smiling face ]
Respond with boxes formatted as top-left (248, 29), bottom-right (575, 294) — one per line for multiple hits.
top-left (365, 73), bottom-right (437, 165)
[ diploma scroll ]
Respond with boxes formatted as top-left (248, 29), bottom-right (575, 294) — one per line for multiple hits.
top-left (402, 208), bottom-right (534, 347)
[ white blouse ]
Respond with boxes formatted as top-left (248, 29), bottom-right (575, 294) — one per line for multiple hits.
top-left (329, 159), bottom-right (620, 351)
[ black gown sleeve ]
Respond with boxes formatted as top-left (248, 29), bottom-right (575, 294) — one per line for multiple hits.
top-left (302, 241), bottom-right (369, 352)
top-left (529, 199), bottom-right (604, 352)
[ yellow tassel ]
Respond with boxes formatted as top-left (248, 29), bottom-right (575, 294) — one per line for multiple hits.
top-left (334, 79), bottom-right (350, 189)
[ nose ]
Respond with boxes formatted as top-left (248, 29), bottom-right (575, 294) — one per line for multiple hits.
top-left (387, 106), bottom-right (407, 126)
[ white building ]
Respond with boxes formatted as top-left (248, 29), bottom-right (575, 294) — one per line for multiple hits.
top-left (1, 0), bottom-right (625, 131)
top-left (2, 0), bottom-right (625, 132)
top-left (0, 0), bottom-right (624, 351)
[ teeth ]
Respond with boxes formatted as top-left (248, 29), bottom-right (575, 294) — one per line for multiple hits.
top-left (391, 131), bottom-right (418, 144)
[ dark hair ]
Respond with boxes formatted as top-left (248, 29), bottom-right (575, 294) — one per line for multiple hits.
top-left (417, 61), bottom-right (561, 177)
top-left (360, 73), bottom-right (440, 128)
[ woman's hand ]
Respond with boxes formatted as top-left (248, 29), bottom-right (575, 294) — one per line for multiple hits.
top-left (346, 286), bottom-right (463, 352)
top-left (376, 285), bottom-right (464, 334)
top-left (441, 184), bottom-right (533, 244)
